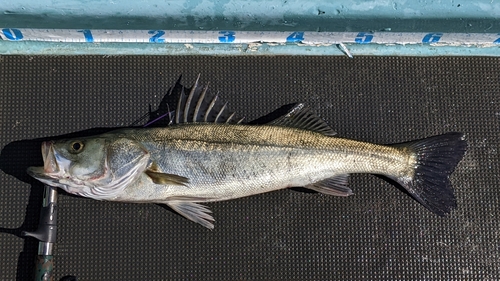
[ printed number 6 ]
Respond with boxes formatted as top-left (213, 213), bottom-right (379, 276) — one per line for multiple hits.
top-left (149, 30), bottom-right (165, 43)
top-left (422, 33), bottom-right (443, 43)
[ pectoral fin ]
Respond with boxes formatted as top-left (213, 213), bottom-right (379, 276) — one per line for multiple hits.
top-left (166, 201), bottom-right (215, 229)
top-left (145, 170), bottom-right (190, 186)
top-left (305, 175), bottom-right (353, 196)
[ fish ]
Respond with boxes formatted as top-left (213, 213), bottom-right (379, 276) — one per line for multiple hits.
top-left (27, 75), bottom-right (467, 229)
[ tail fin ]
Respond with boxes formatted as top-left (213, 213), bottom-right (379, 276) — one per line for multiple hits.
top-left (393, 132), bottom-right (467, 216)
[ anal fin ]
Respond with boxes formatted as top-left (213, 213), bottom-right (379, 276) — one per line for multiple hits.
top-left (305, 175), bottom-right (353, 197)
top-left (166, 201), bottom-right (215, 229)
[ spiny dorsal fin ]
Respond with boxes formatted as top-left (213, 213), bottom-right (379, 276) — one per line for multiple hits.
top-left (174, 74), bottom-right (244, 125)
top-left (139, 75), bottom-right (244, 127)
top-left (267, 103), bottom-right (336, 136)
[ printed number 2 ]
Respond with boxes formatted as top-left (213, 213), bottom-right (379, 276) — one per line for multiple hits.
top-left (422, 33), bottom-right (443, 43)
top-left (354, 32), bottom-right (373, 44)
top-left (2, 28), bottom-right (23, 41)
top-left (149, 30), bottom-right (165, 43)
top-left (77, 30), bottom-right (94, 42)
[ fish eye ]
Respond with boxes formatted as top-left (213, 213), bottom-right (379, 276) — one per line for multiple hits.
top-left (70, 141), bottom-right (84, 153)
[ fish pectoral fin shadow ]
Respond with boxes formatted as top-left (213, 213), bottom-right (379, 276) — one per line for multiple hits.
top-left (304, 174), bottom-right (353, 197)
top-left (166, 201), bottom-right (215, 229)
top-left (145, 170), bottom-right (190, 186)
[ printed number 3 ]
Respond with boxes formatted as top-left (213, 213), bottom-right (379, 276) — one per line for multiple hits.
top-left (218, 31), bottom-right (235, 43)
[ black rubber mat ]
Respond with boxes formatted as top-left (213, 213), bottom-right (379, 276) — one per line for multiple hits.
top-left (0, 56), bottom-right (499, 280)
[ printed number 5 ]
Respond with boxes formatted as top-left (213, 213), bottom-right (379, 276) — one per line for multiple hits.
top-left (149, 30), bottom-right (165, 43)
top-left (354, 32), bottom-right (373, 44)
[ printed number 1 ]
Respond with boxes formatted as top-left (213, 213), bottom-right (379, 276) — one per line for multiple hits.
top-left (2, 28), bottom-right (23, 41)
top-left (77, 30), bottom-right (94, 42)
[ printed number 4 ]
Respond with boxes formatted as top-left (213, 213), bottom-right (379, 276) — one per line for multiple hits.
top-left (286, 32), bottom-right (304, 43)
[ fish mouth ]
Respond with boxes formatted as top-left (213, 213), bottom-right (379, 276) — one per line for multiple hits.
top-left (42, 141), bottom-right (59, 173)
top-left (27, 141), bottom-right (61, 181)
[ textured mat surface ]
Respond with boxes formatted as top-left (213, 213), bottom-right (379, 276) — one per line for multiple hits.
top-left (0, 56), bottom-right (499, 280)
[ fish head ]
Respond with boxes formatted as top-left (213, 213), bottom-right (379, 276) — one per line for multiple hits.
top-left (27, 136), bottom-right (150, 200)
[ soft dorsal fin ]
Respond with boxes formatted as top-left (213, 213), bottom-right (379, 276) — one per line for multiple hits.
top-left (174, 74), bottom-right (244, 125)
top-left (267, 103), bottom-right (336, 136)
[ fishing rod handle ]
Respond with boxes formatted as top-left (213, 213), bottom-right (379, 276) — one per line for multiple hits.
top-left (35, 255), bottom-right (54, 281)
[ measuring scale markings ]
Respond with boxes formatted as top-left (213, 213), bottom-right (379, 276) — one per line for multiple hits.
top-left (1, 29), bottom-right (500, 46)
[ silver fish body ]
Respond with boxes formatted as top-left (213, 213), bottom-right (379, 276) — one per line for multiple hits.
top-left (106, 124), bottom-right (410, 202)
top-left (28, 123), bottom-right (466, 229)
top-left (27, 77), bottom-right (467, 229)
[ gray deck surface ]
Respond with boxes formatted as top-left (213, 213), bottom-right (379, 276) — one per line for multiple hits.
top-left (0, 56), bottom-right (498, 280)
